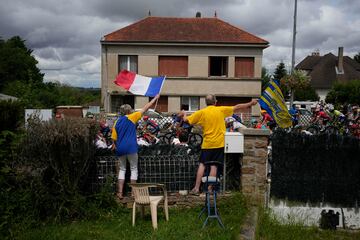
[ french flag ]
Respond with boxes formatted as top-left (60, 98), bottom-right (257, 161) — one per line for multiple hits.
top-left (114, 70), bottom-right (166, 97)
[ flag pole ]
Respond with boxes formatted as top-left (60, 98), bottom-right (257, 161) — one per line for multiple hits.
top-left (154, 97), bottom-right (159, 110)
top-left (153, 76), bottom-right (166, 111)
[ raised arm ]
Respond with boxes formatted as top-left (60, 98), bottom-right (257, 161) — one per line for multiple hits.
top-left (233, 99), bottom-right (258, 112)
top-left (178, 110), bottom-right (188, 123)
top-left (139, 94), bottom-right (160, 114)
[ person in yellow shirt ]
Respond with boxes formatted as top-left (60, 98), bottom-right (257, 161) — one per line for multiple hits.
top-left (179, 94), bottom-right (258, 194)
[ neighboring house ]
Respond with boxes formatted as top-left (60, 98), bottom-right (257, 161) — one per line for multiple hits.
top-left (101, 14), bottom-right (269, 114)
top-left (296, 47), bottom-right (360, 100)
top-left (0, 93), bottom-right (18, 101)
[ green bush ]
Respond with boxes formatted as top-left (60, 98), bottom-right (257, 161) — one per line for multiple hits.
top-left (0, 117), bottom-right (118, 239)
top-left (0, 100), bottom-right (25, 238)
top-left (0, 100), bottom-right (24, 132)
top-left (326, 79), bottom-right (360, 106)
top-left (20, 118), bottom-right (99, 219)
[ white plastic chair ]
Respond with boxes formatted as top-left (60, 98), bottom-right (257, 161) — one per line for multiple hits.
top-left (129, 183), bottom-right (169, 230)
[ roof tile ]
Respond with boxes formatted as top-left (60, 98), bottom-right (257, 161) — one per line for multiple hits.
top-left (296, 53), bottom-right (360, 88)
top-left (104, 17), bottom-right (268, 45)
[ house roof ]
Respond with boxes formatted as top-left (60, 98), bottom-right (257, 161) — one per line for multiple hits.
top-left (103, 17), bottom-right (268, 46)
top-left (0, 93), bottom-right (18, 101)
top-left (296, 53), bottom-right (360, 89)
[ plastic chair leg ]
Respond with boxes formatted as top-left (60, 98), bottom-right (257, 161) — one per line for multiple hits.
top-left (132, 202), bottom-right (136, 226)
top-left (164, 200), bottom-right (169, 221)
top-left (150, 203), bottom-right (158, 229)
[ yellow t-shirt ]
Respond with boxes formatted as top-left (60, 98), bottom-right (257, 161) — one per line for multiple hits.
top-left (111, 111), bottom-right (142, 141)
top-left (187, 106), bottom-right (233, 149)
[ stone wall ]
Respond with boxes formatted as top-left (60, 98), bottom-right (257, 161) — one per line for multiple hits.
top-left (239, 128), bottom-right (270, 205)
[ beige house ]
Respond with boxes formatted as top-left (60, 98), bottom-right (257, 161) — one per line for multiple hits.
top-left (101, 15), bottom-right (269, 114)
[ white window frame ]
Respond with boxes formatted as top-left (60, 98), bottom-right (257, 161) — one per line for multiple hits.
top-left (181, 96), bottom-right (200, 111)
top-left (119, 55), bottom-right (138, 73)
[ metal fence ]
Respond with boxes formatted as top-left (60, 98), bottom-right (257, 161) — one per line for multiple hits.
top-left (270, 130), bottom-right (360, 206)
top-left (91, 145), bottom-right (241, 194)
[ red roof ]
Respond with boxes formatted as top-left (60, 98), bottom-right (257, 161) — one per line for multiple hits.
top-left (103, 17), bottom-right (268, 45)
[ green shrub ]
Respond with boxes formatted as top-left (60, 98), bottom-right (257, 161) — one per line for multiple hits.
top-left (326, 79), bottom-right (360, 106)
top-left (0, 100), bottom-right (24, 132)
top-left (19, 118), bottom-right (99, 220)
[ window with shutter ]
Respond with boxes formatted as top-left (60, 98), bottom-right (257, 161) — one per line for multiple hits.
top-left (159, 56), bottom-right (188, 77)
top-left (235, 57), bottom-right (254, 77)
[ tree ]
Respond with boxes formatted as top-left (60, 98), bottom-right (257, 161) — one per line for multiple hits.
top-left (280, 70), bottom-right (311, 101)
top-left (294, 85), bottom-right (319, 101)
top-left (261, 67), bottom-right (272, 91)
top-left (0, 36), bottom-right (44, 91)
top-left (354, 52), bottom-right (360, 64)
top-left (273, 62), bottom-right (288, 81)
top-left (326, 80), bottom-right (360, 106)
top-left (1, 36), bottom-right (100, 108)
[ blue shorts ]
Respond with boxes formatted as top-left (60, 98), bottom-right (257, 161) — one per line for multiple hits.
top-left (199, 147), bottom-right (224, 165)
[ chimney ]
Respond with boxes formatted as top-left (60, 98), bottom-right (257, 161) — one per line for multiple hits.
top-left (338, 47), bottom-right (344, 73)
top-left (196, 12), bottom-right (201, 18)
top-left (311, 49), bottom-right (320, 56)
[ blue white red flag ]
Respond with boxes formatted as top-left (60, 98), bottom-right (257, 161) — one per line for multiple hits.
top-left (114, 70), bottom-right (165, 97)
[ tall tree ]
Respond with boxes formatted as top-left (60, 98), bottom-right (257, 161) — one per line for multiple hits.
top-left (273, 62), bottom-right (288, 81)
top-left (0, 36), bottom-right (44, 91)
top-left (354, 52), bottom-right (360, 64)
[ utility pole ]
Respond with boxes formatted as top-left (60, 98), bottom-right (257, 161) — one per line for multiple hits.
top-left (290, 0), bottom-right (297, 107)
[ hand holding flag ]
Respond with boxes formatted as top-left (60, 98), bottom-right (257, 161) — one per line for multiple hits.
top-left (114, 70), bottom-right (166, 97)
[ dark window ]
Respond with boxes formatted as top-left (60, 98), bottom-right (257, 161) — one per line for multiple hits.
top-left (209, 57), bottom-right (228, 77)
top-left (159, 56), bottom-right (188, 77)
top-left (111, 95), bottom-right (135, 113)
top-left (180, 96), bottom-right (200, 111)
top-left (119, 55), bottom-right (138, 73)
top-left (235, 57), bottom-right (254, 77)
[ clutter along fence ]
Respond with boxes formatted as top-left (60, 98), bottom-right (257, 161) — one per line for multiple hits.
top-left (92, 145), bottom-right (242, 194)
top-left (270, 130), bottom-right (360, 207)
top-left (91, 129), bottom-right (271, 207)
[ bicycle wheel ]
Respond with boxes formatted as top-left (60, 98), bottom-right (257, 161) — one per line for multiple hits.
top-left (291, 125), bottom-right (302, 134)
top-left (306, 126), bottom-right (319, 135)
top-left (158, 134), bottom-right (168, 144)
top-left (325, 126), bottom-right (338, 135)
top-left (164, 132), bottom-right (175, 145)
top-left (188, 133), bottom-right (202, 146)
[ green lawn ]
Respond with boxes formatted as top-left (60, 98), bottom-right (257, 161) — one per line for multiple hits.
top-left (256, 208), bottom-right (360, 240)
top-left (14, 192), bottom-right (248, 240)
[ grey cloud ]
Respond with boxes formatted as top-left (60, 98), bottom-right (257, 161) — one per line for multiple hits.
top-left (0, 0), bottom-right (359, 87)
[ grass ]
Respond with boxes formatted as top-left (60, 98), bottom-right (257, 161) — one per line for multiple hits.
top-left (14, 192), bottom-right (248, 240)
top-left (256, 208), bottom-right (360, 240)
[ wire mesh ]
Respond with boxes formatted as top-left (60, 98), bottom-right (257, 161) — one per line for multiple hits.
top-left (91, 145), bottom-right (241, 193)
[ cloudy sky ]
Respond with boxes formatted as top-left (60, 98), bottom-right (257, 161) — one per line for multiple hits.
top-left (1, 0), bottom-right (359, 88)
